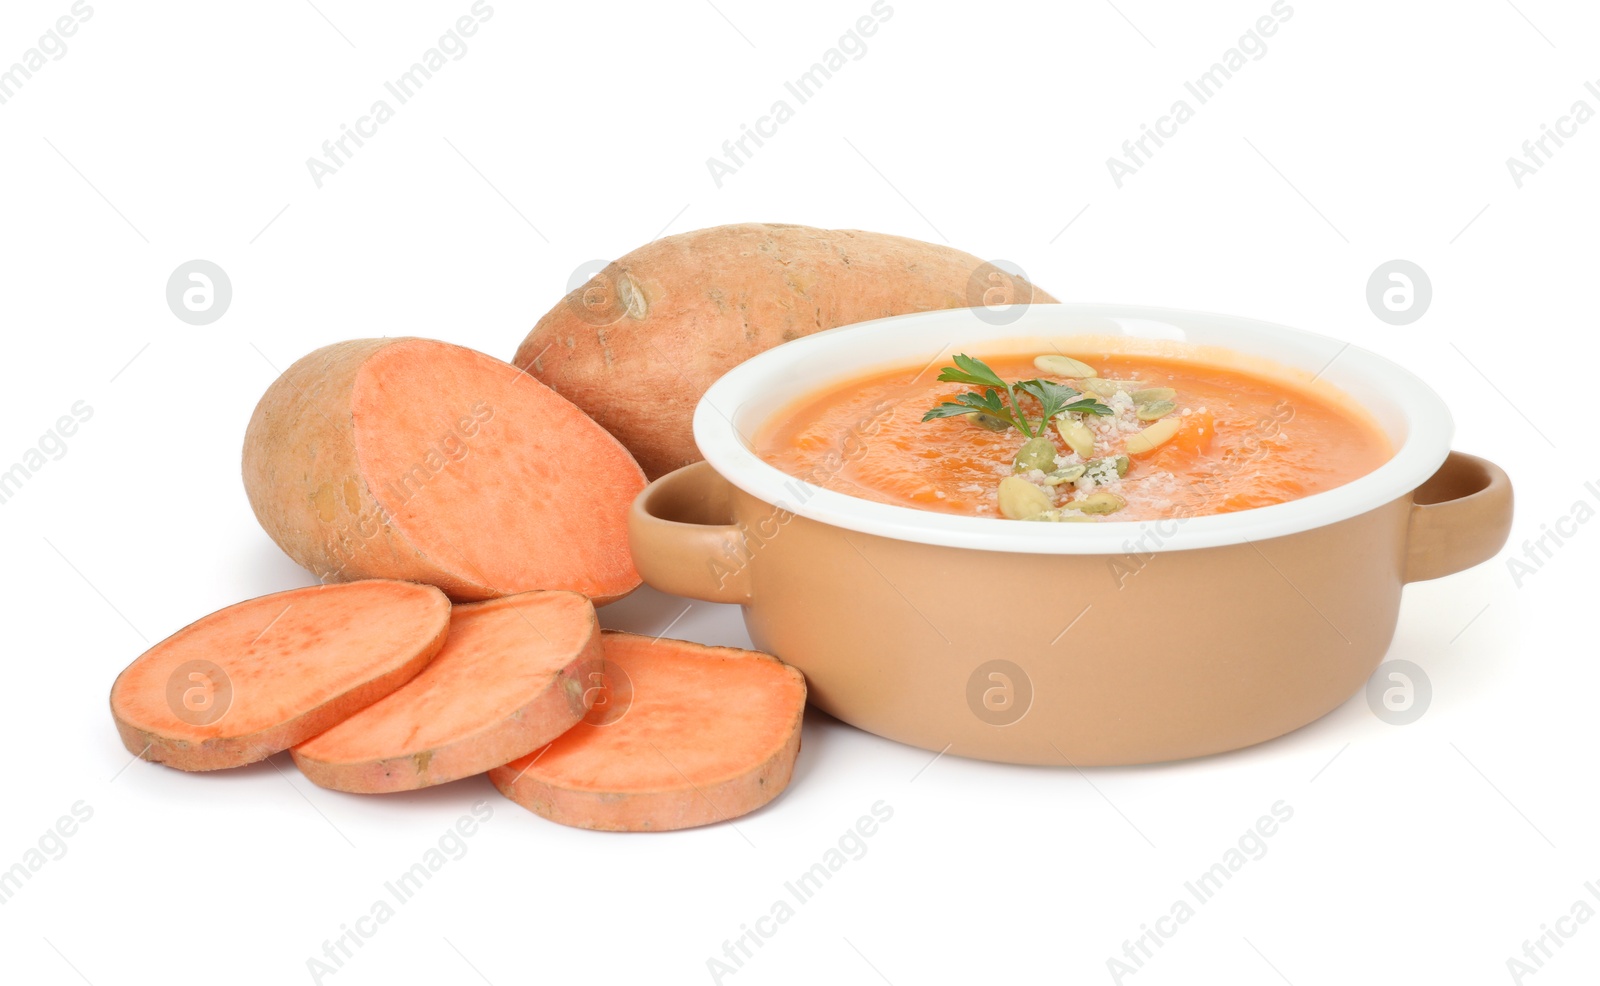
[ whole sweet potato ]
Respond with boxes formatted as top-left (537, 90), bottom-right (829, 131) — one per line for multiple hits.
top-left (513, 223), bottom-right (1058, 478)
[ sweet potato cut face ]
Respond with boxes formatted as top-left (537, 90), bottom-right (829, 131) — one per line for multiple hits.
top-left (513, 223), bottom-right (1060, 478)
top-left (110, 580), bottom-right (451, 772)
top-left (243, 337), bottom-right (646, 603)
top-left (292, 591), bottom-right (601, 793)
top-left (490, 632), bottom-right (807, 832)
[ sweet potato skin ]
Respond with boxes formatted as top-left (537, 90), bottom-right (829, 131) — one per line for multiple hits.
top-left (513, 223), bottom-right (1059, 478)
top-left (242, 337), bottom-right (645, 602)
top-left (489, 632), bottom-right (807, 832)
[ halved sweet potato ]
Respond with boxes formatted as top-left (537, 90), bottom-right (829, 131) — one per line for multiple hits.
top-left (110, 580), bottom-right (451, 771)
top-left (292, 591), bottom-right (600, 793)
top-left (490, 632), bottom-right (807, 832)
top-left (243, 337), bottom-right (646, 602)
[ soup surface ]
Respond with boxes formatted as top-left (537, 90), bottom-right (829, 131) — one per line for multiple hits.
top-left (754, 351), bottom-right (1392, 522)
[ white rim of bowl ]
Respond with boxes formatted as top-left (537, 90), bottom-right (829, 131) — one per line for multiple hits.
top-left (694, 304), bottom-right (1454, 554)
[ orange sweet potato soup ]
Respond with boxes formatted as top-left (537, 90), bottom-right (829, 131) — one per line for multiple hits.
top-left (755, 351), bottom-right (1392, 522)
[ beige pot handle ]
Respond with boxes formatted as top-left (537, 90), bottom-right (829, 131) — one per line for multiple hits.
top-left (1404, 451), bottom-right (1514, 583)
top-left (628, 462), bottom-right (753, 604)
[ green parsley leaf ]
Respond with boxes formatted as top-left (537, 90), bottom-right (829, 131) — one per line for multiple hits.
top-left (1064, 396), bottom-right (1115, 417)
top-left (935, 353), bottom-right (1007, 390)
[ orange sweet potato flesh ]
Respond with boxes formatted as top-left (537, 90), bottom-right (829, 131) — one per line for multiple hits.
top-left (243, 337), bottom-right (647, 603)
top-left (513, 223), bottom-right (1059, 478)
top-left (292, 590), bottom-right (601, 793)
top-left (110, 580), bottom-right (451, 772)
top-left (490, 631), bottom-right (807, 832)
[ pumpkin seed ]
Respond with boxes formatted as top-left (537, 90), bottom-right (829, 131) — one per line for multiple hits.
top-left (1033, 354), bottom-right (1097, 378)
top-left (966, 412), bottom-right (1011, 432)
top-left (1066, 491), bottom-right (1126, 515)
top-left (1082, 456), bottom-right (1128, 485)
top-left (1124, 417), bottom-right (1182, 455)
top-left (1136, 400), bottom-right (1176, 421)
top-left (1130, 387), bottom-right (1176, 404)
top-left (998, 476), bottom-right (1054, 520)
top-left (1055, 417), bottom-right (1096, 458)
top-left (1013, 437), bottom-right (1058, 472)
top-left (1041, 464), bottom-right (1088, 486)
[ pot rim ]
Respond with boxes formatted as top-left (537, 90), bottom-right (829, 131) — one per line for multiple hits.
top-left (693, 303), bottom-right (1454, 554)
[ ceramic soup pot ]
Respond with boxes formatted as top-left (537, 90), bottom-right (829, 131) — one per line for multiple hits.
top-left (628, 305), bottom-right (1513, 766)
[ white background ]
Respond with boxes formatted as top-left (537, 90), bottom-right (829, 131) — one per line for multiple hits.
top-left (2, 1), bottom-right (1597, 983)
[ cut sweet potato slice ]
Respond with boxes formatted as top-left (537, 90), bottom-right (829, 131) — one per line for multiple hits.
top-left (242, 337), bottom-right (647, 603)
top-left (110, 580), bottom-right (451, 771)
top-left (292, 590), bottom-right (601, 793)
top-left (489, 631), bottom-right (807, 832)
